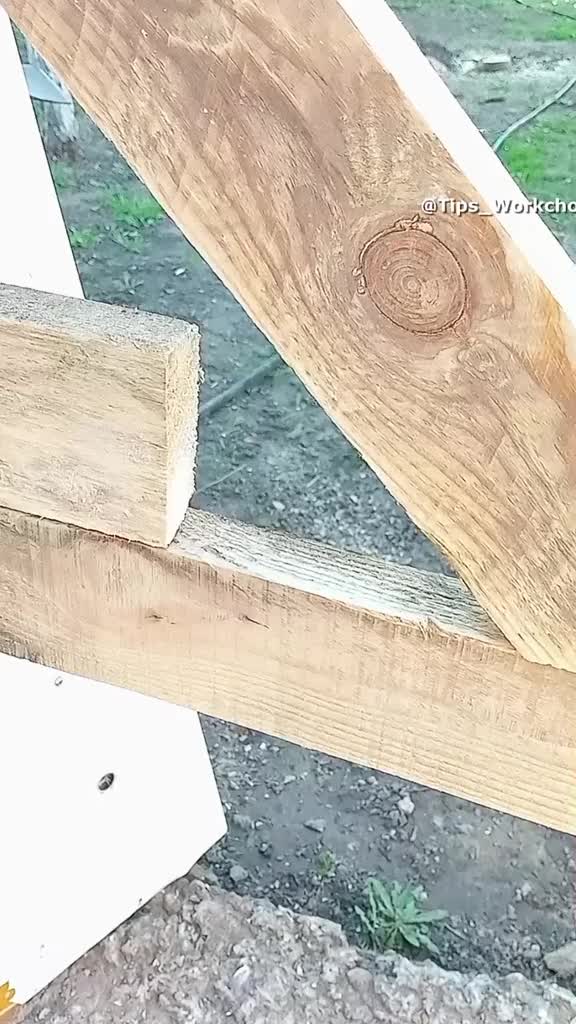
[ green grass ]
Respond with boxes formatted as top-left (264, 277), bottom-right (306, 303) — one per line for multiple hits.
top-left (500, 112), bottom-right (576, 241)
top-left (69, 226), bottom-right (101, 250)
top-left (105, 189), bottom-right (165, 230)
top-left (526, 0), bottom-right (576, 17)
top-left (391, 0), bottom-right (576, 37)
top-left (500, 113), bottom-right (576, 209)
top-left (356, 879), bottom-right (447, 956)
top-left (51, 162), bottom-right (74, 191)
top-left (500, 135), bottom-right (548, 191)
top-left (536, 20), bottom-right (576, 39)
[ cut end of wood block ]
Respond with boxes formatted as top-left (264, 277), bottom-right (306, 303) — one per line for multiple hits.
top-left (0, 285), bottom-right (201, 546)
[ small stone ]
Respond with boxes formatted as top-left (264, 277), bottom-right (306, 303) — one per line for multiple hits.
top-left (347, 967), bottom-right (373, 994)
top-left (232, 813), bottom-right (253, 831)
top-left (478, 53), bottom-right (511, 72)
top-left (524, 942), bottom-right (542, 963)
top-left (454, 821), bottom-right (474, 835)
top-left (181, 900), bottom-right (197, 924)
top-left (229, 864), bottom-right (249, 885)
top-left (190, 862), bottom-right (217, 885)
top-left (305, 818), bottom-right (327, 834)
top-left (515, 881), bottom-right (533, 902)
top-left (103, 933), bottom-right (124, 968)
top-left (230, 963), bottom-right (252, 995)
top-left (545, 941), bottom-right (576, 977)
top-left (272, 500), bottom-right (286, 512)
top-left (397, 795), bottom-right (415, 816)
top-left (163, 891), bottom-right (181, 915)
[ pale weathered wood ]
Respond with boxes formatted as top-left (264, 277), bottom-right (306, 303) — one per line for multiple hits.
top-left (0, 284), bottom-right (199, 545)
top-left (0, 505), bottom-right (575, 834)
top-left (8, 0), bottom-right (576, 670)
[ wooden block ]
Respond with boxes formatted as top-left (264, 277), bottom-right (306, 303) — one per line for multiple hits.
top-left (0, 284), bottom-right (199, 545)
top-left (1, 505), bottom-right (575, 834)
top-left (9, 0), bottom-right (576, 669)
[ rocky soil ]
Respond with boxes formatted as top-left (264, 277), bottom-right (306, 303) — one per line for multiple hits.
top-left (20, 882), bottom-right (576, 1024)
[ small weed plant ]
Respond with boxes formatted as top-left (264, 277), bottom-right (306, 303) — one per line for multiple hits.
top-left (356, 879), bottom-right (447, 955)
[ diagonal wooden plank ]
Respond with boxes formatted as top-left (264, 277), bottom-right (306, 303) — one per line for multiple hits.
top-left (6, 0), bottom-right (576, 670)
top-left (0, 284), bottom-right (199, 545)
top-left (0, 504), bottom-right (575, 833)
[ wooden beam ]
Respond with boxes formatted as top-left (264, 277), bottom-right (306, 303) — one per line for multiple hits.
top-left (7, 0), bottom-right (576, 670)
top-left (0, 284), bottom-right (199, 545)
top-left (1, 505), bottom-right (575, 834)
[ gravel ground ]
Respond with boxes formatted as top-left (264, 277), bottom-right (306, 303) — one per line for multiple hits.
top-left (19, 881), bottom-right (576, 1024)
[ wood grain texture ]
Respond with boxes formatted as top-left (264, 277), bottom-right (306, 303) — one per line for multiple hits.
top-left (0, 285), bottom-right (199, 545)
top-left (0, 505), bottom-right (575, 833)
top-left (8, 0), bottom-right (576, 669)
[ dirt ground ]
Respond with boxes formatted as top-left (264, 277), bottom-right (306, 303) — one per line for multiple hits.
top-left (38, 0), bottom-right (576, 995)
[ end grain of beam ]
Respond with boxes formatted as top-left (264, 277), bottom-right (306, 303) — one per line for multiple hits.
top-left (0, 284), bottom-right (199, 545)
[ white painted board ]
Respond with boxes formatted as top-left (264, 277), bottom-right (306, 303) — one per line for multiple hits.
top-left (0, 653), bottom-right (227, 1005)
top-left (0, 11), bottom-right (226, 1009)
top-left (0, 6), bottom-right (80, 296)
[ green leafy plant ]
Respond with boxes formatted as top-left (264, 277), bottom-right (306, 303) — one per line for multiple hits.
top-left (105, 189), bottom-right (164, 230)
top-left (316, 849), bottom-right (337, 881)
top-left (69, 226), bottom-right (101, 250)
top-left (355, 879), bottom-right (447, 955)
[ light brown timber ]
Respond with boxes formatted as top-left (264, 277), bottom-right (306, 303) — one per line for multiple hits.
top-left (0, 284), bottom-right (199, 545)
top-left (7, 0), bottom-right (576, 670)
top-left (0, 505), bottom-right (575, 834)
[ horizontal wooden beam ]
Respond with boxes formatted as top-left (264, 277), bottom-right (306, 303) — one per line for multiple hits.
top-left (9, 0), bottom-right (576, 670)
top-left (1, 505), bottom-right (575, 834)
top-left (0, 285), bottom-right (199, 545)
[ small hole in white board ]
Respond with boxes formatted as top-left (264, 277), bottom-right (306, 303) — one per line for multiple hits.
top-left (98, 772), bottom-right (115, 792)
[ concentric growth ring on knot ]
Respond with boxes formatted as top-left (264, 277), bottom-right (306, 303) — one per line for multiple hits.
top-left (354, 219), bottom-right (467, 335)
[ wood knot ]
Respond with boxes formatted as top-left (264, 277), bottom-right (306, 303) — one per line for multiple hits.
top-left (353, 215), bottom-right (467, 334)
